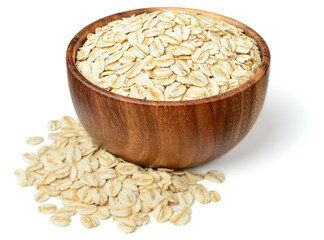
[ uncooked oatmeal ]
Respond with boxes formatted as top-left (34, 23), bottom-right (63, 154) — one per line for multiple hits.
top-left (15, 116), bottom-right (224, 233)
top-left (76, 10), bottom-right (261, 101)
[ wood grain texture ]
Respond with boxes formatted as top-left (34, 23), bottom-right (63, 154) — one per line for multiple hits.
top-left (66, 7), bottom-right (270, 169)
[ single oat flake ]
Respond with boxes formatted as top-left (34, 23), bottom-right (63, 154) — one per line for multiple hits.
top-left (15, 116), bottom-right (225, 233)
top-left (26, 136), bottom-right (44, 145)
top-left (38, 204), bottom-right (57, 214)
top-left (76, 10), bottom-right (261, 101)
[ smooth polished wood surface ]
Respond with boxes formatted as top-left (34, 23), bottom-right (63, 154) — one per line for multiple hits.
top-left (66, 7), bottom-right (270, 169)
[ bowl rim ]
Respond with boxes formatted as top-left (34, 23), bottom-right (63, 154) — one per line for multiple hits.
top-left (66, 7), bottom-right (270, 106)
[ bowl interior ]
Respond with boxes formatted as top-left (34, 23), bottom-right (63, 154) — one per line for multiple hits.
top-left (67, 7), bottom-right (270, 106)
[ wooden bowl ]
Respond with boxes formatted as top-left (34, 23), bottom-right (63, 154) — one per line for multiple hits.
top-left (66, 7), bottom-right (270, 169)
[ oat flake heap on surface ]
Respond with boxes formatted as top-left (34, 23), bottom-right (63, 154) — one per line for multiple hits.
top-left (76, 10), bottom-right (261, 101)
top-left (15, 116), bottom-right (225, 233)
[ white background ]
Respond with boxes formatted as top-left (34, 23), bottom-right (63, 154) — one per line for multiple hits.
top-left (1, 0), bottom-right (323, 239)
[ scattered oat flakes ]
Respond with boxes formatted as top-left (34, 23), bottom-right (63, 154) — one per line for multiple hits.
top-left (15, 116), bottom-right (225, 233)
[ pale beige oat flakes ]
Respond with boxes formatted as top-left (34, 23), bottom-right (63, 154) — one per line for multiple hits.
top-left (76, 10), bottom-right (262, 101)
top-left (80, 215), bottom-right (100, 228)
top-left (55, 207), bottom-right (76, 217)
top-left (15, 116), bottom-right (225, 233)
top-left (170, 207), bottom-right (191, 226)
top-left (26, 136), bottom-right (44, 146)
top-left (204, 170), bottom-right (225, 183)
top-left (38, 204), bottom-right (57, 214)
top-left (49, 214), bottom-right (71, 227)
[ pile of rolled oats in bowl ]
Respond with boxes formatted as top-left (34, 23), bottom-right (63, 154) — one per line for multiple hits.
top-left (15, 116), bottom-right (225, 233)
top-left (76, 10), bottom-right (261, 101)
